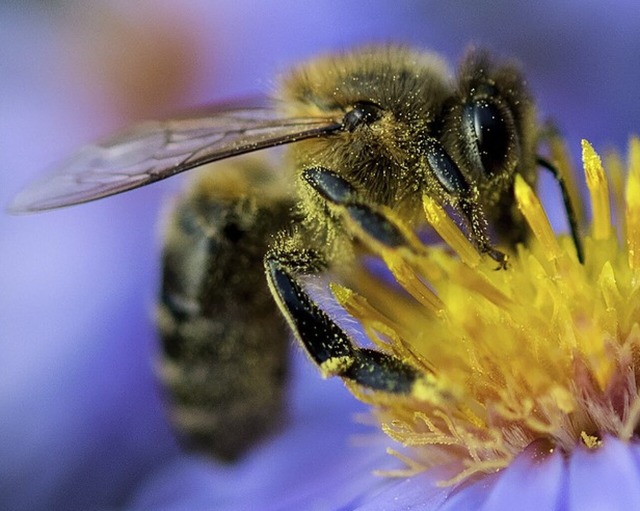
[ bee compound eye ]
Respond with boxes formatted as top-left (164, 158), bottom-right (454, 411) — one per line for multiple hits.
top-left (342, 101), bottom-right (382, 131)
top-left (463, 99), bottom-right (513, 177)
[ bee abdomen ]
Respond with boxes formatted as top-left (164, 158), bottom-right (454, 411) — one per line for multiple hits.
top-left (156, 309), bottom-right (287, 460)
top-left (156, 162), bottom-right (294, 461)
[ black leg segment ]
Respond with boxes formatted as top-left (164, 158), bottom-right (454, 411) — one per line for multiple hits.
top-left (343, 348), bottom-right (422, 394)
top-left (266, 255), bottom-right (354, 368)
top-left (265, 251), bottom-right (422, 394)
top-left (537, 156), bottom-right (584, 263)
top-left (303, 166), bottom-right (413, 249)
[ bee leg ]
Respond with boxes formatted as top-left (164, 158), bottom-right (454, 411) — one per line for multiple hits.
top-left (265, 250), bottom-right (423, 395)
top-left (458, 197), bottom-right (509, 268)
top-left (303, 167), bottom-right (410, 248)
top-left (266, 166), bottom-right (427, 394)
top-left (303, 165), bottom-right (508, 268)
top-left (421, 138), bottom-right (509, 267)
top-left (536, 156), bottom-right (584, 263)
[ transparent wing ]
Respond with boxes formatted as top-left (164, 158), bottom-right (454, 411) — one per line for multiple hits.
top-left (10, 107), bottom-right (343, 212)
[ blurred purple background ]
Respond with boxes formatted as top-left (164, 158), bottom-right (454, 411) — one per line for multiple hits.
top-left (1, 2), bottom-right (638, 509)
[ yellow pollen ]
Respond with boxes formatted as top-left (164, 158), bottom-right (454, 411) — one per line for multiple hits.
top-left (580, 431), bottom-right (603, 449)
top-left (320, 356), bottom-right (353, 378)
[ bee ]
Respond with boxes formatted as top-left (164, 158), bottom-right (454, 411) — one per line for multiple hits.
top-left (10, 46), bottom-right (582, 460)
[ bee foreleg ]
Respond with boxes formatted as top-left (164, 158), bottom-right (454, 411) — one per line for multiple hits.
top-left (303, 166), bottom-right (412, 248)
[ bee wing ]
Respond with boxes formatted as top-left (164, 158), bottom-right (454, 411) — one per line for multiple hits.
top-left (10, 108), bottom-right (343, 213)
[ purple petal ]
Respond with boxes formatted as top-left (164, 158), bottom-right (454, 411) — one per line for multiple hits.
top-left (567, 437), bottom-right (640, 511)
top-left (436, 473), bottom-right (500, 511)
top-left (479, 446), bottom-right (566, 511)
top-left (355, 469), bottom-right (452, 511)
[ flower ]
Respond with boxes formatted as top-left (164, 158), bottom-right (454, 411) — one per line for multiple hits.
top-left (328, 137), bottom-right (640, 508)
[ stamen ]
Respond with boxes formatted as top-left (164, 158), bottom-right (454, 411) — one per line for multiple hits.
top-left (383, 255), bottom-right (444, 313)
top-left (422, 194), bottom-right (482, 268)
top-left (514, 175), bottom-right (562, 261)
top-left (583, 140), bottom-right (612, 241)
top-left (625, 138), bottom-right (640, 270)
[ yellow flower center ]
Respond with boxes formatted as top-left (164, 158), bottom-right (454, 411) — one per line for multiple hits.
top-left (334, 138), bottom-right (640, 484)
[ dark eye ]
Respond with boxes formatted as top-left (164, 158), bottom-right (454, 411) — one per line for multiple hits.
top-left (462, 99), bottom-right (513, 177)
top-left (342, 101), bottom-right (382, 132)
